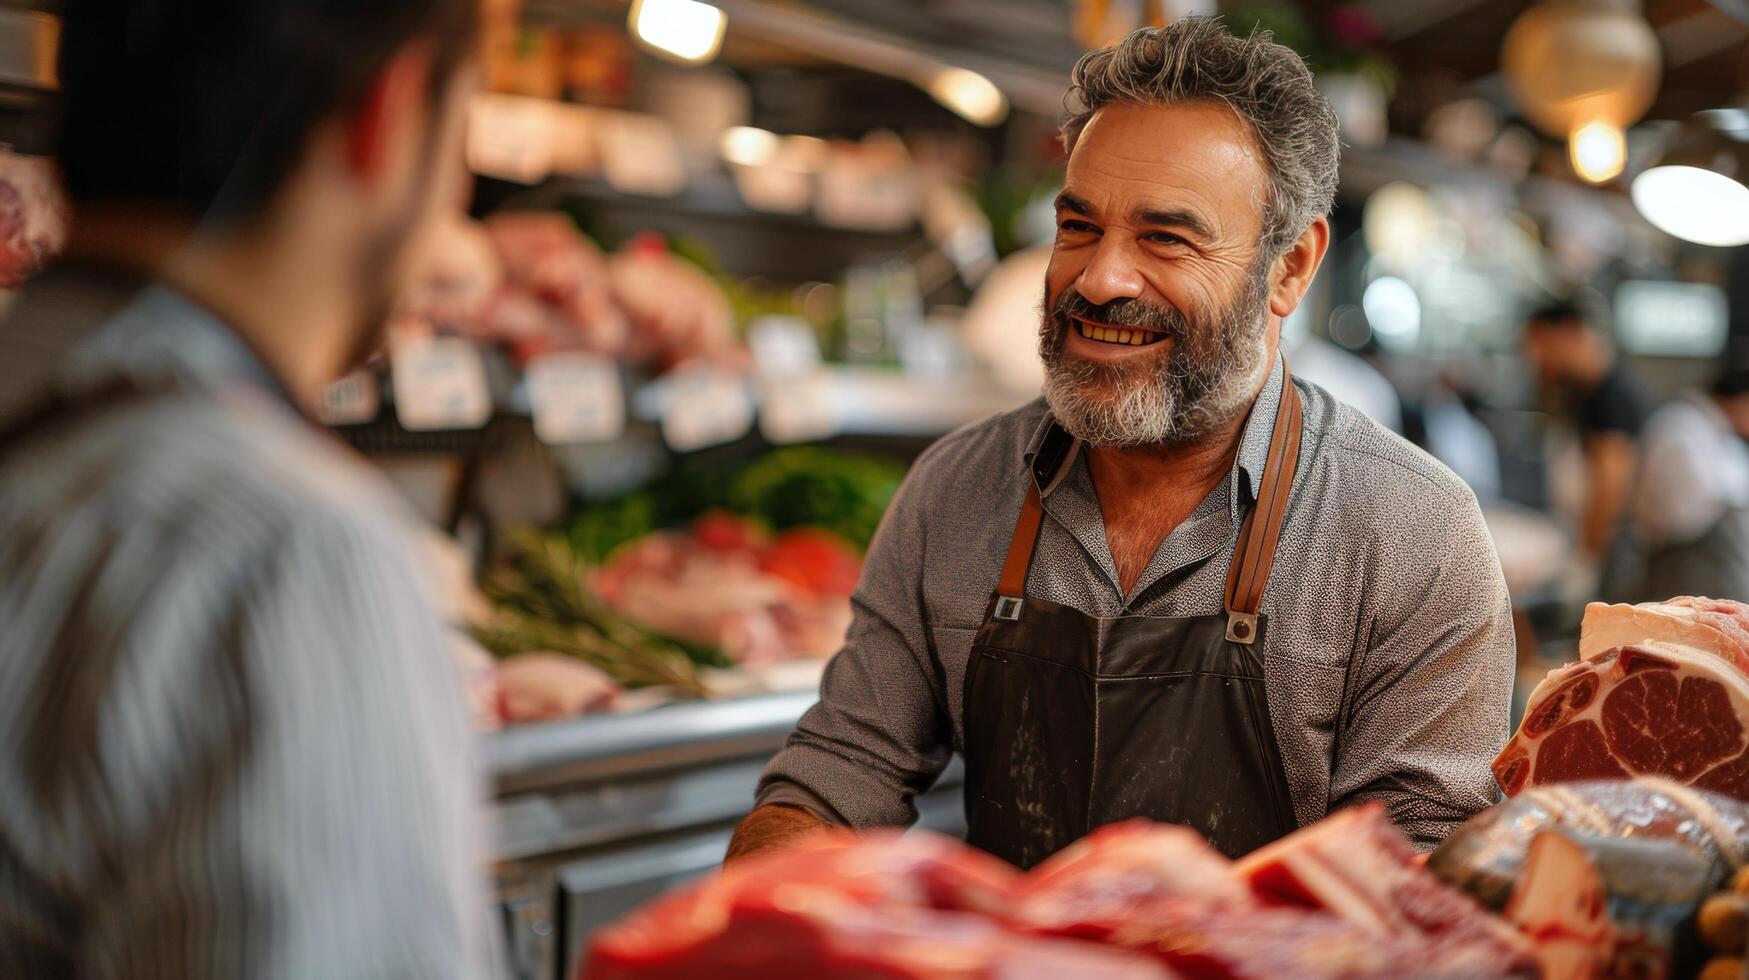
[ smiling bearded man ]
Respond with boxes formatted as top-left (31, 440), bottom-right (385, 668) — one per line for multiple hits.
top-left (729, 17), bottom-right (1516, 870)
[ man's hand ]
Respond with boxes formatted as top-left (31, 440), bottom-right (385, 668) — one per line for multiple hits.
top-left (725, 803), bottom-right (828, 864)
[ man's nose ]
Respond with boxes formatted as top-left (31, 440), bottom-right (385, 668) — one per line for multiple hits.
top-left (1075, 236), bottom-right (1145, 306)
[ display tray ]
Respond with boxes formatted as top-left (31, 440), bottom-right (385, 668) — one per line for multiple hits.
top-left (486, 691), bottom-right (968, 980)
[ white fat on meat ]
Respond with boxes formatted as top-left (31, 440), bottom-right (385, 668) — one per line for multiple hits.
top-left (1503, 830), bottom-right (1613, 980)
top-left (1580, 597), bottom-right (1749, 673)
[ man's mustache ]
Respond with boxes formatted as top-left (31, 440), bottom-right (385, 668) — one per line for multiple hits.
top-left (1052, 288), bottom-right (1187, 336)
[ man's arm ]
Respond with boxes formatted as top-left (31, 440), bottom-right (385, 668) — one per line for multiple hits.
top-left (1581, 432), bottom-right (1637, 558)
top-left (1329, 485), bottom-right (1516, 849)
top-left (725, 803), bottom-right (828, 862)
top-left (739, 443), bottom-right (957, 853)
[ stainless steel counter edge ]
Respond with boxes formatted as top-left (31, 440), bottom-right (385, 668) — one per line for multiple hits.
top-left (487, 692), bottom-right (817, 796)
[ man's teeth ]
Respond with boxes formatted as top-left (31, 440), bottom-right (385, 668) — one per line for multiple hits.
top-left (1077, 322), bottom-right (1157, 346)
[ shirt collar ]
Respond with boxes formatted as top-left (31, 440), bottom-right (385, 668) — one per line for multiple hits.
top-left (1024, 352), bottom-right (1287, 504)
top-left (52, 266), bottom-right (302, 413)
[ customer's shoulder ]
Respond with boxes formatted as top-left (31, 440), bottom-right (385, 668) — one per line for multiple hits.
top-left (7, 385), bottom-right (412, 561)
top-left (1298, 378), bottom-right (1478, 510)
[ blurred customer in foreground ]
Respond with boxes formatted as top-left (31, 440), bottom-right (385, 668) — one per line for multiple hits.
top-left (1629, 353), bottom-right (1749, 600)
top-left (0, 2), bottom-right (493, 978)
top-left (1521, 300), bottom-right (1649, 583)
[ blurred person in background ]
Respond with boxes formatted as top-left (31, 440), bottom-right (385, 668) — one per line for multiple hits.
top-left (1629, 352), bottom-right (1749, 601)
top-left (0, 1), bottom-right (494, 978)
top-left (1521, 299), bottom-right (1649, 585)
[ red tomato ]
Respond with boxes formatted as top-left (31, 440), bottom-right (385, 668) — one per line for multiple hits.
top-left (758, 528), bottom-right (863, 597)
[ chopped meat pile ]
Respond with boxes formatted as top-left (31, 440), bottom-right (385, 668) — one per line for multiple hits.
top-left (399, 211), bottom-right (741, 371)
top-left (1496, 597), bottom-right (1749, 800)
top-left (592, 512), bottom-right (858, 666)
top-left (584, 806), bottom-right (1535, 979)
top-left (0, 152), bottom-right (67, 289)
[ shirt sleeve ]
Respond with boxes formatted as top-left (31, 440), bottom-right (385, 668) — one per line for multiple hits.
top-left (1327, 484), bottom-right (1516, 849)
top-left (80, 512), bottom-right (495, 980)
top-left (755, 446), bottom-right (955, 828)
top-left (1577, 369), bottom-right (1650, 438)
top-left (1633, 401), bottom-right (1727, 548)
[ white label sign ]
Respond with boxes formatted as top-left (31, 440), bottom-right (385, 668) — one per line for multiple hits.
top-left (758, 372), bottom-right (837, 445)
top-left (316, 369), bottom-right (380, 426)
top-left (748, 316), bottom-right (823, 379)
top-left (526, 352), bottom-right (624, 445)
top-left (390, 335), bottom-right (492, 432)
top-left (660, 369), bottom-right (753, 452)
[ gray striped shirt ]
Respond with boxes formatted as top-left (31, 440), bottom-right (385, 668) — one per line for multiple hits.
top-left (760, 357), bottom-right (1517, 848)
top-left (0, 272), bottom-right (492, 978)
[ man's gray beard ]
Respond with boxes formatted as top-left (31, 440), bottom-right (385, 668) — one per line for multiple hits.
top-left (1038, 272), bottom-right (1273, 449)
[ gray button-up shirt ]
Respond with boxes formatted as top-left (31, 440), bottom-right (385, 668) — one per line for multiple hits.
top-left (0, 272), bottom-right (493, 978)
top-left (758, 357), bottom-right (1515, 848)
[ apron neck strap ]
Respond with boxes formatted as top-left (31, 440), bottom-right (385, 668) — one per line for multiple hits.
top-left (1222, 365), bottom-right (1303, 643)
top-left (995, 364), bottom-right (1304, 639)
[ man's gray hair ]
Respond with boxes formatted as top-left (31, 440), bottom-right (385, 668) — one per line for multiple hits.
top-left (1061, 17), bottom-right (1340, 256)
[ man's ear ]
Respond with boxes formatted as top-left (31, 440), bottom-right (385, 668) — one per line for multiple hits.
top-left (345, 42), bottom-right (437, 181)
top-left (1267, 216), bottom-right (1330, 320)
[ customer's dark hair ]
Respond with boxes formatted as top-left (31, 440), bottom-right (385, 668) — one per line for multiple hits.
top-left (56, 0), bottom-right (479, 224)
top-left (1524, 299), bottom-right (1588, 330)
top-left (1061, 17), bottom-right (1340, 256)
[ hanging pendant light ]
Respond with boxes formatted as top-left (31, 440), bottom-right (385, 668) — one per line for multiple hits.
top-left (1631, 108), bottom-right (1749, 247)
top-left (1500, 0), bottom-right (1661, 138)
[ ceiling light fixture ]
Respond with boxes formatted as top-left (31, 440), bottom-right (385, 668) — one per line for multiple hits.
top-left (628, 0), bottom-right (727, 65)
top-left (925, 67), bottom-right (1009, 128)
top-left (1569, 120), bottom-right (1625, 183)
top-left (1630, 108), bottom-right (1749, 247)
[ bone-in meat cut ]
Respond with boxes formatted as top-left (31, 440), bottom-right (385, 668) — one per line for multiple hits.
top-left (1495, 598), bottom-right (1749, 800)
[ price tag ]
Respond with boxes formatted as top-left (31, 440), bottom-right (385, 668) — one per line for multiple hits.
top-left (758, 371), bottom-right (838, 445)
top-left (748, 316), bottom-right (823, 379)
top-left (390, 335), bottom-right (492, 431)
top-left (466, 93), bottom-right (555, 185)
top-left (526, 352), bottom-right (624, 445)
top-left (660, 369), bottom-right (752, 452)
top-left (316, 369), bottom-right (380, 426)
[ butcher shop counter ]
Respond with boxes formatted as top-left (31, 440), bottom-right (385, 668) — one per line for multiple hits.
top-left (487, 691), bottom-right (968, 980)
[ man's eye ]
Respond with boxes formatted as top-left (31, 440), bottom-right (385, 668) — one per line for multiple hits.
top-left (1059, 220), bottom-right (1099, 235)
top-left (1145, 233), bottom-right (1186, 246)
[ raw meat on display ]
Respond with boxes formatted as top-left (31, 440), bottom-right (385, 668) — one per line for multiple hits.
top-left (494, 651), bottom-right (621, 723)
top-left (1502, 831), bottom-right (1614, 980)
top-left (1431, 778), bottom-right (1732, 978)
top-left (1495, 641), bottom-right (1749, 798)
top-left (592, 513), bottom-right (857, 665)
top-left (1581, 598), bottom-right (1749, 673)
top-left (1430, 778), bottom-right (1745, 911)
top-left (587, 809), bottom-right (1540, 980)
top-left (584, 832), bottom-right (1173, 979)
top-left (0, 152), bottom-right (67, 288)
top-left (1232, 803), bottom-right (1537, 976)
top-left (1011, 820), bottom-right (1250, 941)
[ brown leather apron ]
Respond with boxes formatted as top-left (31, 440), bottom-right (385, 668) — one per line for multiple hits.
top-left (962, 368), bottom-right (1304, 868)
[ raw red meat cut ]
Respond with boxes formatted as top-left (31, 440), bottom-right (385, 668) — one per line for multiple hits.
top-left (1503, 831), bottom-right (1613, 980)
top-left (591, 814), bottom-right (1544, 980)
top-left (587, 900), bottom-right (1172, 980)
top-left (583, 831), bottom-right (1171, 979)
top-left (1011, 820), bottom-right (1250, 942)
top-left (1581, 598), bottom-right (1749, 673)
top-left (592, 513), bottom-right (856, 665)
top-left (1494, 641), bottom-right (1749, 799)
top-left (1233, 803), bottom-right (1537, 975)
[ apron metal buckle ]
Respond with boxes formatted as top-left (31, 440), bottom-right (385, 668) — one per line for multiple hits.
top-left (1225, 611), bottom-right (1259, 645)
top-left (994, 596), bottom-right (1024, 621)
